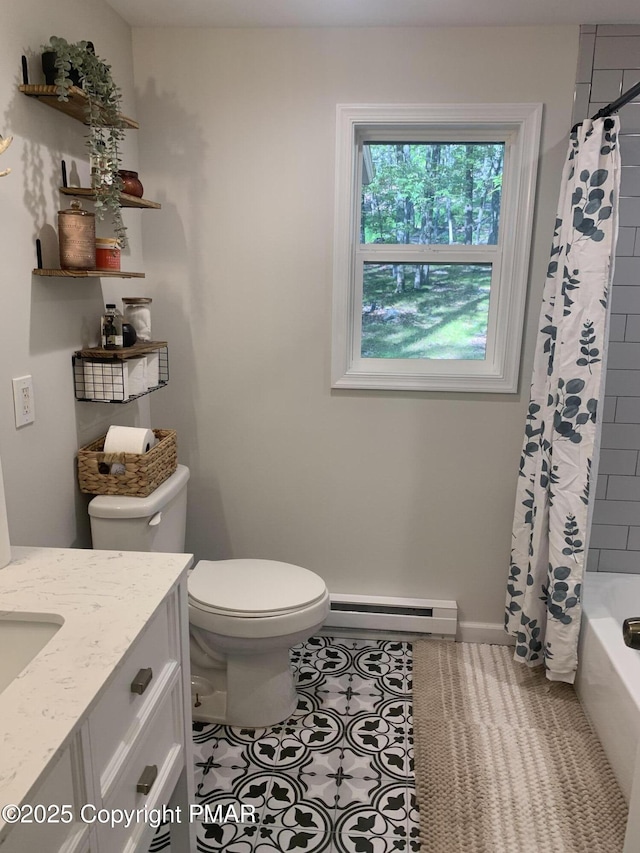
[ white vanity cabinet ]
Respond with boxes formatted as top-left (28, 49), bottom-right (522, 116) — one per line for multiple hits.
top-left (0, 549), bottom-right (195, 853)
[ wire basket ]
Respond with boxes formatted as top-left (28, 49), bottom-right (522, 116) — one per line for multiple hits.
top-left (77, 428), bottom-right (177, 497)
top-left (72, 345), bottom-right (169, 403)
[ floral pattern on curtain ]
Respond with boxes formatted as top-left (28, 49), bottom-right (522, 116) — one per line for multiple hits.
top-left (505, 116), bottom-right (620, 683)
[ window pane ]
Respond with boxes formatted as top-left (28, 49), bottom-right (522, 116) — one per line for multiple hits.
top-left (361, 143), bottom-right (504, 246)
top-left (361, 263), bottom-right (491, 360)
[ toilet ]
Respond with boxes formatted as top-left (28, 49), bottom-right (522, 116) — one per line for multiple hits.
top-left (88, 465), bottom-right (330, 727)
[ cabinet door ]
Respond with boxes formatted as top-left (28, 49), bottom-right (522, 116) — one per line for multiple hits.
top-left (0, 737), bottom-right (90, 853)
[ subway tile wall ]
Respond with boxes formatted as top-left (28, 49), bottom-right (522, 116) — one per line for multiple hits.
top-left (575, 26), bottom-right (640, 573)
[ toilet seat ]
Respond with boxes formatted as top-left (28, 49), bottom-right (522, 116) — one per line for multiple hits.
top-left (188, 559), bottom-right (330, 640)
top-left (189, 559), bottom-right (327, 617)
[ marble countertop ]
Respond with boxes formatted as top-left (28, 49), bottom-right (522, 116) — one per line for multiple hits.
top-left (0, 545), bottom-right (193, 841)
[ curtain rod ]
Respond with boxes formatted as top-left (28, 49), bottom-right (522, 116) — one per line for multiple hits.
top-left (571, 79), bottom-right (640, 133)
top-left (591, 79), bottom-right (640, 121)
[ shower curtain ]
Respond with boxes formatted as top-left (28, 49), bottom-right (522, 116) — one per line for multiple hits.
top-left (505, 116), bottom-right (620, 683)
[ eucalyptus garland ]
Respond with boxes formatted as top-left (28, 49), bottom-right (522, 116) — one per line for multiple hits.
top-left (43, 36), bottom-right (128, 247)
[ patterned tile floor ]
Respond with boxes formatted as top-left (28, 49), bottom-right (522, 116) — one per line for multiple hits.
top-left (150, 636), bottom-right (418, 853)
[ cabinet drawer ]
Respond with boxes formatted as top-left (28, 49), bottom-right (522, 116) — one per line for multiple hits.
top-left (89, 597), bottom-right (178, 787)
top-left (97, 679), bottom-right (184, 853)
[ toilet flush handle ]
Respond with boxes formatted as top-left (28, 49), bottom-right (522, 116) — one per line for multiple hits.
top-left (148, 512), bottom-right (162, 527)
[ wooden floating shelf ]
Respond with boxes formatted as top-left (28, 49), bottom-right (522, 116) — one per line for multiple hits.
top-left (59, 187), bottom-right (161, 209)
top-left (75, 341), bottom-right (167, 360)
top-left (19, 84), bottom-right (139, 129)
top-left (33, 269), bottom-right (145, 279)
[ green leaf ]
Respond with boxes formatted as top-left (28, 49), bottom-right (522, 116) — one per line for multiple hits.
top-left (565, 378), bottom-right (585, 394)
top-left (554, 566), bottom-right (571, 580)
top-left (590, 168), bottom-right (608, 187)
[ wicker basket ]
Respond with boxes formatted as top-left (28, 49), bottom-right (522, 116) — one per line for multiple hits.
top-left (77, 428), bottom-right (177, 497)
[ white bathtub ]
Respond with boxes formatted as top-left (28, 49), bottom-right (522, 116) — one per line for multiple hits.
top-left (576, 571), bottom-right (640, 802)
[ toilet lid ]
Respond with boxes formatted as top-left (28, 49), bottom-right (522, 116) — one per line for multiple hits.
top-left (188, 559), bottom-right (327, 617)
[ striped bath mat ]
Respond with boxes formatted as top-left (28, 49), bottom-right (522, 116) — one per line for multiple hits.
top-left (412, 641), bottom-right (627, 853)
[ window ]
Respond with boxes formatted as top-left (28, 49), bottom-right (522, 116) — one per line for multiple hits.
top-left (331, 104), bottom-right (542, 392)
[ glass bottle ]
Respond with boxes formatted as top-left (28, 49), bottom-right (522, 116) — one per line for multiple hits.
top-left (101, 303), bottom-right (123, 349)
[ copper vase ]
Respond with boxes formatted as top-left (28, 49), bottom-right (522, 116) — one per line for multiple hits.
top-left (118, 170), bottom-right (144, 198)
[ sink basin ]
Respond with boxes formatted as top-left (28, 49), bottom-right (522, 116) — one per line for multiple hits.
top-left (0, 613), bottom-right (64, 694)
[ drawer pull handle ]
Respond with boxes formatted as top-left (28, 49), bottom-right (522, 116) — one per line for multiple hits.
top-left (136, 764), bottom-right (158, 795)
top-left (130, 667), bottom-right (153, 695)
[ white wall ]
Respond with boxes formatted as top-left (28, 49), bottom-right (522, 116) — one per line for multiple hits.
top-left (1, 0), bottom-right (149, 548)
top-left (133, 25), bottom-right (579, 626)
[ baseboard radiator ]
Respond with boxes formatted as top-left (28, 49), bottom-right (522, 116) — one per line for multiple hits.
top-left (321, 593), bottom-right (458, 639)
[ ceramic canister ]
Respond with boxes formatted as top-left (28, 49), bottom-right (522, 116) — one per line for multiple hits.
top-left (58, 200), bottom-right (96, 270)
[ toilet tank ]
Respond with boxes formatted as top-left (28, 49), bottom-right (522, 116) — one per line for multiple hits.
top-left (88, 464), bottom-right (189, 553)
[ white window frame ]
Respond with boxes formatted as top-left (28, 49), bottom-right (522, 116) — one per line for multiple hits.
top-left (331, 103), bottom-right (543, 393)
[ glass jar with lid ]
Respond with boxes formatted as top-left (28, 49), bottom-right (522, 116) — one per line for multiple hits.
top-left (122, 297), bottom-right (152, 341)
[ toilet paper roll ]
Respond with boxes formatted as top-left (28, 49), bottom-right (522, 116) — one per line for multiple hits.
top-left (83, 362), bottom-right (129, 401)
top-left (103, 425), bottom-right (156, 455)
top-left (146, 351), bottom-right (160, 389)
top-left (126, 357), bottom-right (148, 398)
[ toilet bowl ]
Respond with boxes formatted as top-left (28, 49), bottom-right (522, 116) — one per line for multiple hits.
top-left (88, 465), bottom-right (330, 727)
top-left (189, 559), bottom-right (329, 726)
